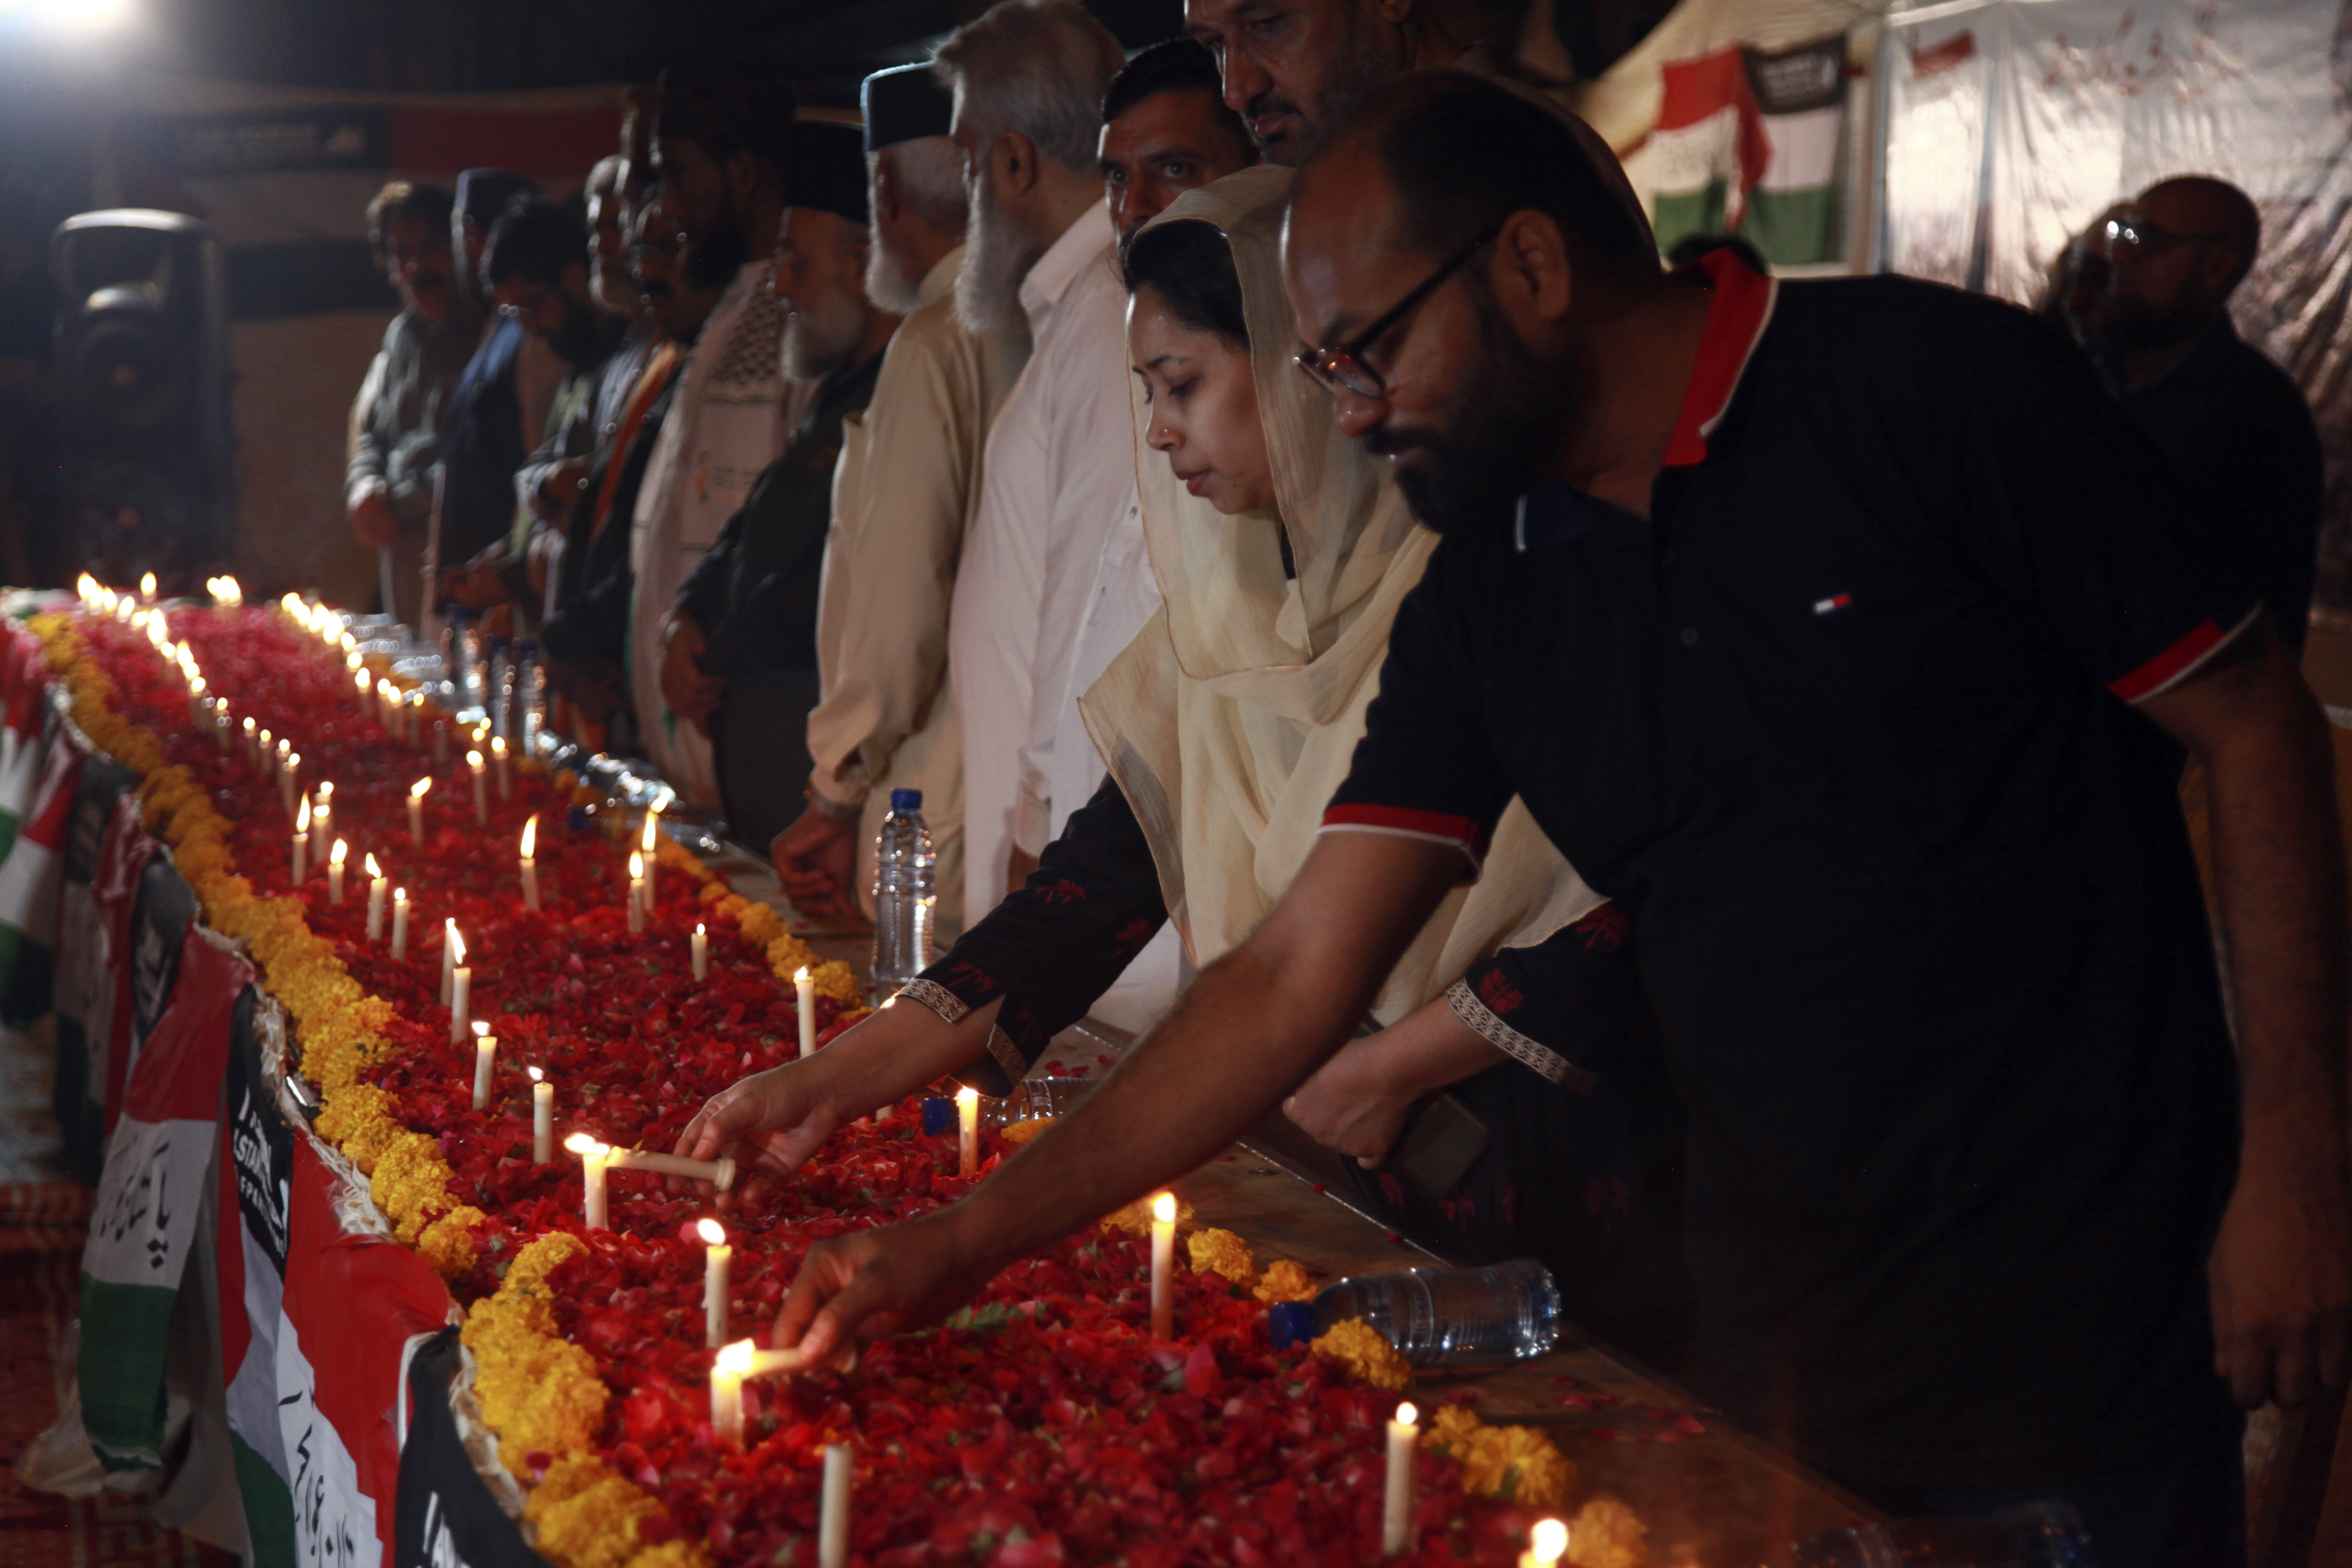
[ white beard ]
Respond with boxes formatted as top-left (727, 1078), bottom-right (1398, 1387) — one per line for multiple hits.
top-left (864, 224), bottom-right (926, 316)
top-left (954, 178), bottom-right (1039, 336)
top-left (782, 287), bottom-right (869, 382)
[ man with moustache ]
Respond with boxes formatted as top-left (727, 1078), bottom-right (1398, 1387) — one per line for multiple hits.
top-left (636, 70), bottom-right (796, 808)
top-left (1099, 39), bottom-right (1256, 239)
top-left (665, 122), bottom-right (900, 850)
top-left (542, 200), bottom-right (719, 755)
top-left (434, 171), bottom-right (550, 593)
top-left (346, 180), bottom-right (473, 623)
top-left (771, 64), bottom-right (1028, 935)
top-left (768, 77), bottom-right (2349, 1568)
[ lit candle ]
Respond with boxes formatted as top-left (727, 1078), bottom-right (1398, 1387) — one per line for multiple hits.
top-left (281, 751), bottom-right (300, 818)
top-left (530, 1067), bottom-right (552, 1163)
top-left (366, 854), bottom-right (387, 941)
top-left (246, 718), bottom-right (261, 768)
top-left (439, 916), bottom-right (457, 1004)
top-left (310, 782), bottom-right (332, 860)
top-left (490, 735), bottom-right (511, 799)
top-left (699, 1218), bottom-right (731, 1348)
top-left (291, 797), bottom-right (309, 883)
top-left (627, 851), bottom-right (647, 934)
top-left (795, 965), bottom-right (817, 1058)
top-left (471, 1020), bottom-right (497, 1110)
top-left (601, 1147), bottom-right (738, 1190)
top-left (432, 716), bottom-right (449, 766)
top-left (818, 1444), bottom-right (851, 1568)
top-left (353, 669), bottom-right (371, 711)
top-left (468, 750), bottom-right (487, 826)
top-left (711, 1340), bottom-right (749, 1447)
top-left (139, 570), bottom-right (156, 601)
top-left (328, 839), bottom-right (348, 905)
top-left (640, 805), bottom-right (661, 902)
top-left (389, 887), bottom-right (410, 960)
top-left (957, 1085), bottom-right (980, 1179)
top-left (567, 1134), bottom-right (609, 1229)
top-left (210, 697), bottom-right (229, 752)
top-left (217, 576), bottom-right (241, 609)
top-left (1384, 1401), bottom-right (1418, 1558)
top-left (448, 927), bottom-right (470, 1044)
top-left (407, 777), bottom-right (431, 850)
top-left (691, 922), bottom-right (708, 982)
top-left (518, 818), bottom-right (540, 912)
top-left (1149, 1191), bottom-right (1176, 1339)
top-left (1517, 1518), bottom-right (1568, 1568)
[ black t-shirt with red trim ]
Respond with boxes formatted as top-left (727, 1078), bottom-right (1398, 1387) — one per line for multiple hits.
top-left (1324, 255), bottom-right (2253, 1493)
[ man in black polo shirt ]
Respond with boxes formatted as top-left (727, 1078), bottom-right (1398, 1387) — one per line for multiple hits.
top-left (769, 75), bottom-right (2349, 1565)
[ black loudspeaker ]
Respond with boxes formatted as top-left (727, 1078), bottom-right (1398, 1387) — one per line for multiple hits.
top-left (51, 209), bottom-right (234, 592)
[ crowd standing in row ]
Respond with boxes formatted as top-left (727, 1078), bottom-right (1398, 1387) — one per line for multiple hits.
top-left (340, 5), bottom-right (2337, 1566)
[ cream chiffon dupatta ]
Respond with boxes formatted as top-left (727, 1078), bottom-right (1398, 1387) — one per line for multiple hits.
top-left (1080, 166), bottom-right (1603, 1027)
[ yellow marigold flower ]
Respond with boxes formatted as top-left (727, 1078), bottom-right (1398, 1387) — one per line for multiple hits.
top-left (1567, 1497), bottom-right (1645, 1568)
top-left (1100, 1193), bottom-right (1195, 1238)
top-left (1310, 1317), bottom-right (1413, 1392)
top-left (1459, 1422), bottom-right (1573, 1508)
top-left (417, 1206), bottom-right (484, 1279)
top-left (523, 1457), bottom-right (667, 1568)
top-left (1253, 1259), bottom-right (1318, 1304)
top-left (806, 959), bottom-right (859, 1005)
top-left (1187, 1228), bottom-right (1257, 1287)
top-left (622, 1543), bottom-right (709, 1568)
top-left (505, 1231), bottom-right (588, 1295)
top-left (737, 902), bottom-right (782, 947)
top-left (696, 879), bottom-right (727, 904)
top-left (1000, 1116), bottom-right (1052, 1146)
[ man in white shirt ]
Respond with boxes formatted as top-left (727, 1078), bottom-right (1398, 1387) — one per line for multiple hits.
top-left (772, 64), bottom-right (1030, 941)
top-left (632, 69), bottom-right (795, 808)
top-left (935, 0), bottom-right (1129, 938)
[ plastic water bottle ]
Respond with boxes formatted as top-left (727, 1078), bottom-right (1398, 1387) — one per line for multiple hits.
top-left (1265, 1259), bottom-right (1559, 1367)
top-left (872, 789), bottom-right (936, 992)
top-left (512, 640), bottom-right (544, 753)
top-left (1795, 1503), bottom-right (2096, 1568)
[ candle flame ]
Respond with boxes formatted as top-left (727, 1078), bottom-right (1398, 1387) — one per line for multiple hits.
top-left (76, 573), bottom-right (96, 599)
top-left (139, 572), bottom-right (156, 598)
top-left (641, 820), bottom-right (658, 856)
top-left (467, 750), bottom-right (483, 769)
top-left (316, 781), bottom-right (333, 801)
top-left (1529, 1520), bottom-right (1568, 1562)
top-left (1150, 1191), bottom-right (1176, 1225)
top-left (472, 1019), bottom-right (490, 1038)
top-left (410, 778), bottom-right (431, 799)
top-left (519, 817), bottom-right (536, 856)
top-left (394, 887), bottom-right (407, 902)
top-left (1395, 1402), bottom-right (1417, 1427)
top-left (286, 753), bottom-right (301, 774)
top-left (794, 965), bottom-right (809, 983)
top-left (365, 853), bottom-right (381, 877)
top-left (295, 797), bottom-right (310, 830)
top-left (527, 1065), bottom-right (543, 1083)
top-left (564, 1132), bottom-right (606, 1156)
top-left (715, 1339), bottom-right (755, 1375)
top-left (696, 1218), bottom-right (726, 1246)
top-left (491, 736), bottom-right (507, 757)
top-left (696, 922), bottom-right (706, 936)
top-left (216, 576), bottom-right (242, 607)
top-left (330, 839), bottom-right (348, 867)
top-left (629, 851), bottom-right (644, 879)
top-left (449, 928), bottom-right (466, 963)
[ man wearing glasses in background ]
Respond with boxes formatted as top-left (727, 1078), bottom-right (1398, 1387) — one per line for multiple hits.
top-left (2091, 175), bottom-right (2324, 655)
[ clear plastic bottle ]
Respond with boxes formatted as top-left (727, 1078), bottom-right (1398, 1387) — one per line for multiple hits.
top-left (1265, 1259), bottom-right (1559, 1367)
top-left (872, 789), bottom-right (936, 992)
top-left (512, 639), bottom-right (545, 754)
top-left (1794, 1503), bottom-right (2096, 1568)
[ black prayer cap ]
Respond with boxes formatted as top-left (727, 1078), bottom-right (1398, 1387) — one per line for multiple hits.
top-left (789, 120), bottom-right (870, 224)
top-left (861, 62), bottom-right (953, 154)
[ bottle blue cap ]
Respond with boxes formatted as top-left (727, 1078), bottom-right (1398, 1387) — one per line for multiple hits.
top-left (920, 1096), bottom-right (954, 1135)
top-left (890, 789), bottom-right (923, 811)
top-left (1267, 1301), bottom-right (1316, 1350)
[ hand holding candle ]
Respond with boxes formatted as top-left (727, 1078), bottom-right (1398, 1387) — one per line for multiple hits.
top-left (471, 1020), bottom-right (497, 1110)
top-left (530, 1067), bottom-right (552, 1163)
top-left (407, 777), bottom-right (431, 849)
top-left (699, 1218), bottom-right (730, 1348)
top-left (1384, 1401), bottom-right (1418, 1558)
top-left (1149, 1191), bottom-right (1176, 1339)
top-left (518, 818), bottom-right (539, 912)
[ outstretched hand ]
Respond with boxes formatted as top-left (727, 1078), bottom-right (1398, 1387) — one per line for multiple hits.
top-left (774, 1209), bottom-right (995, 1365)
top-left (670, 1063), bottom-right (841, 1187)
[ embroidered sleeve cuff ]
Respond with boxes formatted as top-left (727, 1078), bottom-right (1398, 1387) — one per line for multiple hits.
top-left (1318, 805), bottom-right (1485, 877)
top-left (1446, 978), bottom-right (1598, 1093)
top-left (2107, 604), bottom-right (2261, 703)
top-left (892, 977), bottom-right (967, 1025)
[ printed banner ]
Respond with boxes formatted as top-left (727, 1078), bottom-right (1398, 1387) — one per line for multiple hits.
top-left (0, 711), bottom-right (84, 1028)
top-left (77, 914), bottom-right (245, 1475)
top-left (50, 752), bottom-right (139, 1181)
top-left (1640, 34), bottom-right (1848, 266)
top-left (392, 1329), bottom-right (544, 1568)
top-left (218, 984), bottom-right (297, 1568)
top-left (278, 1134), bottom-right (456, 1568)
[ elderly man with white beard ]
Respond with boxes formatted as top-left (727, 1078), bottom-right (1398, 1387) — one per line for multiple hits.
top-left (936, 0), bottom-right (1185, 1032)
top-left (665, 122), bottom-right (902, 851)
top-left (771, 64), bottom-right (1031, 939)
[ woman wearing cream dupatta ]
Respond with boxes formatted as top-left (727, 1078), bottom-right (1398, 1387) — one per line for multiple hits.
top-left (1083, 166), bottom-right (1588, 1021)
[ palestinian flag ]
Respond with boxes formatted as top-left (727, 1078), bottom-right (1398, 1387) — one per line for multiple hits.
top-left (0, 713), bottom-right (80, 1028)
top-left (1643, 34), bottom-right (1849, 267)
top-left (217, 985), bottom-right (296, 1568)
top-left (75, 919), bottom-right (232, 1475)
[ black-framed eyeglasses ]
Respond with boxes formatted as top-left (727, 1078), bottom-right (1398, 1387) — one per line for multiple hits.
top-left (1295, 216), bottom-right (1506, 399)
top-left (2103, 218), bottom-right (2231, 257)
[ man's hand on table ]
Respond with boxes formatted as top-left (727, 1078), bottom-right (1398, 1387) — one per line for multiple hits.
top-left (773, 805), bottom-right (862, 923)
